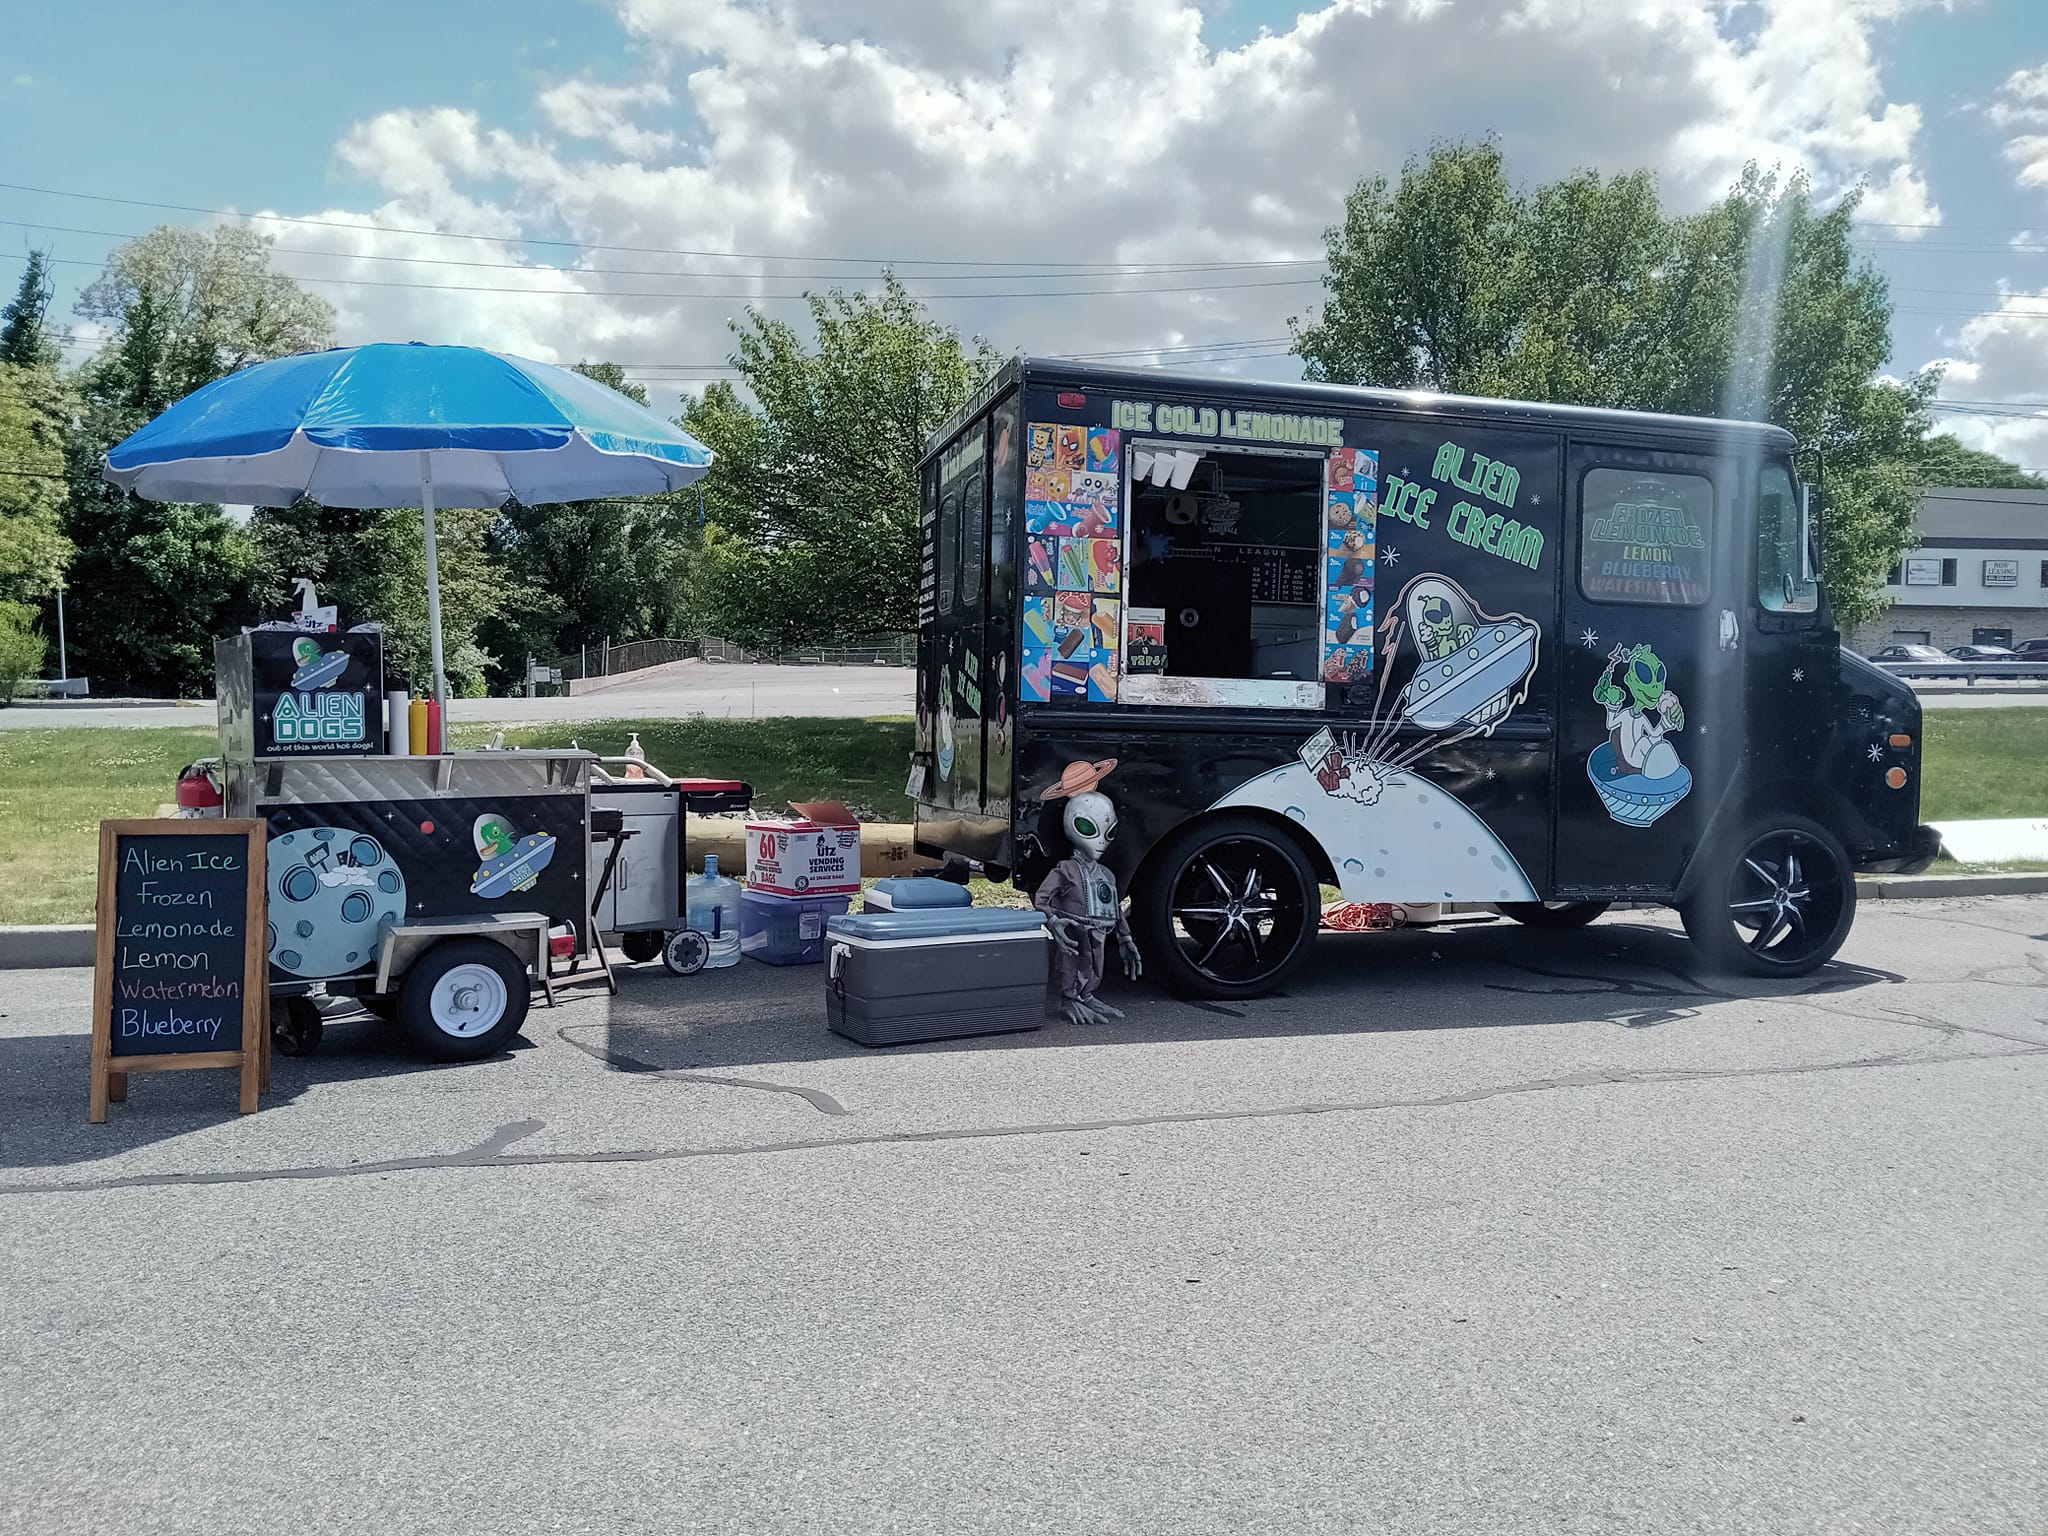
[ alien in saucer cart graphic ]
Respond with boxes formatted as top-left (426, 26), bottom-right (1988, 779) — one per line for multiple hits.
top-left (469, 813), bottom-right (558, 898)
top-left (1588, 643), bottom-right (1691, 826)
top-left (288, 636), bottom-right (349, 690)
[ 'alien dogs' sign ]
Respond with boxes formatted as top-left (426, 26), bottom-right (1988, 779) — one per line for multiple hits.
top-left (1031, 758), bottom-right (1142, 1025)
top-left (1588, 643), bottom-right (1691, 826)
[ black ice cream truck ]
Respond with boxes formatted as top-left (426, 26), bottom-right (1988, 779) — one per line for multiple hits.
top-left (908, 359), bottom-right (1939, 998)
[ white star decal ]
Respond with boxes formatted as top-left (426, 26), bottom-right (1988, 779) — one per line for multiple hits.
top-left (1792, 667), bottom-right (1805, 682)
top-left (1867, 742), bottom-right (1884, 762)
top-left (1382, 546), bottom-right (1400, 566)
top-left (1530, 493), bottom-right (1542, 506)
top-left (1579, 628), bottom-right (1600, 650)
top-left (1696, 723), bottom-right (1707, 735)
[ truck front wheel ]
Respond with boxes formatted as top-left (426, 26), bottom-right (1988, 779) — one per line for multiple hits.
top-left (399, 938), bottom-right (531, 1061)
top-left (1680, 814), bottom-right (1857, 977)
top-left (1132, 815), bottom-right (1321, 999)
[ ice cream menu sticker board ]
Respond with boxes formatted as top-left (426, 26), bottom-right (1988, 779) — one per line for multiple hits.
top-left (90, 820), bottom-right (268, 1122)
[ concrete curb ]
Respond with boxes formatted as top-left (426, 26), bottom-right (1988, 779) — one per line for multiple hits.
top-left (0, 926), bottom-right (96, 969)
top-left (3, 870), bottom-right (2040, 969)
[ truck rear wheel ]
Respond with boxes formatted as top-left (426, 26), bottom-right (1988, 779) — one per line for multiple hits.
top-left (1680, 814), bottom-right (1856, 977)
top-left (1133, 815), bottom-right (1320, 999)
top-left (398, 938), bottom-right (531, 1061)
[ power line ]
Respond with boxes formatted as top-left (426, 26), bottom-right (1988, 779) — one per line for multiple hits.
top-left (0, 249), bottom-right (1322, 303)
top-left (0, 216), bottom-right (1327, 284)
top-left (0, 180), bottom-right (1324, 274)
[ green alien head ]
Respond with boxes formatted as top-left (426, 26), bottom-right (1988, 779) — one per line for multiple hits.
top-left (473, 815), bottom-right (516, 859)
top-left (1623, 644), bottom-right (1667, 710)
top-left (292, 637), bottom-right (321, 667)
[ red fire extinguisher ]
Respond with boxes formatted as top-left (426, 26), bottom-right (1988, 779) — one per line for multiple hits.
top-left (175, 760), bottom-right (223, 817)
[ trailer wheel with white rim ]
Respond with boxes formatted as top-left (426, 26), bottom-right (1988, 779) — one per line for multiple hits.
top-left (662, 928), bottom-right (710, 976)
top-left (398, 937), bottom-right (531, 1061)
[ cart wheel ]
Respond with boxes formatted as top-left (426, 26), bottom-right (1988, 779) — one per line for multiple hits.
top-left (398, 937), bottom-right (531, 1062)
top-left (271, 996), bottom-right (324, 1057)
top-left (662, 929), bottom-right (710, 977)
top-left (358, 993), bottom-right (400, 1023)
top-left (620, 930), bottom-right (665, 965)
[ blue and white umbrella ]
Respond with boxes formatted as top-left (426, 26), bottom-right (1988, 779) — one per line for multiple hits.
top-left (103, 342), bottom-right (713, 703)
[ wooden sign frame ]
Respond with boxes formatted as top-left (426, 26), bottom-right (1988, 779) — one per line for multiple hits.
top-left (90, 818), bottom-right (270, 1123)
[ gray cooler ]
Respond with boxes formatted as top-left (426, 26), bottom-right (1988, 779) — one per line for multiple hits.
top-left (825, 908), bottom-right (1047, 1047)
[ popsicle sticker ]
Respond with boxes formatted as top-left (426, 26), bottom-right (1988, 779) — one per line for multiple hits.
top-left (1026, 538), bottom-right (1057, 591)
top-left (1054, 425), bottom-right (1086, 470)
top-left (1087, 427), bottom-right (1120, 473)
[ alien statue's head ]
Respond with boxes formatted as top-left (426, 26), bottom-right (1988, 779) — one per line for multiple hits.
top-left (1063, 790), bottom-right (1117, 861)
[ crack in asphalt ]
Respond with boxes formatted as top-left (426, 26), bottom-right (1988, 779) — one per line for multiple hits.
top-left (554, 1023), bottom-right (849, 1116)
top-left (6, 1042), bottom-right (2043, 1199)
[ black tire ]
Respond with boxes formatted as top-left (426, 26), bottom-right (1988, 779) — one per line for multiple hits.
top-left (1132, 814), bottom-right (1321, 999)
top-left (397, 937), bottom-right (530, 1061)
top-left (662, 929), bottom-right (710, 977)
top-left (271, 996), bottom-right (324, 1057)
top-left (358, 993), bottom-right (400, 1023)
top-left (1681, 813), bottom-right (1857, 977)
top-left (1497, 900), bottom-right (1611, 930)
top-left (619, 930), bottom-right (664, 964)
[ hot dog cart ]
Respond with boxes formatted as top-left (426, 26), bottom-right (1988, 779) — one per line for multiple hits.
top-left (216, 628), bottom-right (747, 1061)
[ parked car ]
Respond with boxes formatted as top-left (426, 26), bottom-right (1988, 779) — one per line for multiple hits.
top-left (2012, 638), bottom-right (2048, 661)
top-left (1870, 644), bottom-right (1947, 663)
top-left (1946, 644), bottom-right (2020, 661)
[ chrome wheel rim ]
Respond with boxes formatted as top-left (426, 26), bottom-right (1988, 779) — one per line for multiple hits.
top-left (1167, 836), bottom-right (1307, 986)
top-left (1723, 830), bottom-right (1844, 968)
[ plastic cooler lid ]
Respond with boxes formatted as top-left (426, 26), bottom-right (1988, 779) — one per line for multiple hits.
top-left (827, 907), bottom-right (1044, 941)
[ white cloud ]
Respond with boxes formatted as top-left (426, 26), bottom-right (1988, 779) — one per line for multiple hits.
top-left (1989, 61), bottom-right (2048, 189)
top-left (536, 77), bottom-right (676, 159)
top-left (270, 0), bottom-right (1945, 400)
top-left (1927, 289), bottom-right (2048, 470)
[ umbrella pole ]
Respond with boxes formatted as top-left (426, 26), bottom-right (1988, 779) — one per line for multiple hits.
top-left (420, 451), bottom-right (450, 706)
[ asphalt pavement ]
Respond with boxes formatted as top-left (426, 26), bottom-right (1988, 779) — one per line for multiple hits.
top-left (4, 898), bottom-right (2047, 1534)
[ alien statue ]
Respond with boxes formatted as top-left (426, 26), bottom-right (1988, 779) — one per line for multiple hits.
top-left (1032, 788), bottom-right (1143, 1025)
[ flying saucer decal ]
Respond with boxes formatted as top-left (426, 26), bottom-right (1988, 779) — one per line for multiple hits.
top-left (469, 812), bottom-right (558, 898)
top-left (1394, 575), bottom-right (1539, 733)
top-left (289, 650), bottom-right (349, 690)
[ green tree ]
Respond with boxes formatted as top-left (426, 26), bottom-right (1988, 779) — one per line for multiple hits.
top-left (1907, 433), bottom-right (2044, 490)
top-left (683, 276), bottom-right (999, 650)
top-left (1294, 144), bottom-right (1932, 626)
top-left (0, 600), bottom-right (45, 702)
top-left (0, 250), bottom-right (60, 370)
top-left (0, 361), bottom-right (73, 599)
top-left (59, 227), bottom-right (336, 695)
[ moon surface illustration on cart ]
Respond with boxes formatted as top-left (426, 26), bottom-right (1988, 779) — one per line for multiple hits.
top-left (267, 827), bottom-right (407, 978)
top-left (469, 814), bottom-right (557, 898)
top-left (1212, 571), bottom-right (1542, 903)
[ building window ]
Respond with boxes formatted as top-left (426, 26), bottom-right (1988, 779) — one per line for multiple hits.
top-left (1885, 562), bottom-right (1903, 586)
top-left (1940, 558), bottom-right (1957, 587)
top-left (2040, 559), bottom-right (2048, 587)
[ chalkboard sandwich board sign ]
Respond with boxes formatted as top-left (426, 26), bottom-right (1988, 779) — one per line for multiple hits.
top-left (91, 819), bottom-right (269, 1123)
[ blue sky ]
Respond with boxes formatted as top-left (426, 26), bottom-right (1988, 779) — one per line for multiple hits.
top-left (4, 0), bottom-right (2047, 461)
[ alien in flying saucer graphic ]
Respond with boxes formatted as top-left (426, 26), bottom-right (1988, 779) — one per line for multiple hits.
top-left (469, 813), bottom-right (558, 898)
top-left (1587, 642), bottom-right (1691, 827)
top-left (1396, 576), bottom-right (1540, 733)
top-left (288, 635), bottom-right (349, 691)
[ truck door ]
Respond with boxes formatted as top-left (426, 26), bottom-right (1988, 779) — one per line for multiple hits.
top-left (931, 418), bottom-right (988, 819)
top-left (1555, 444), bottom-right (1741, 894)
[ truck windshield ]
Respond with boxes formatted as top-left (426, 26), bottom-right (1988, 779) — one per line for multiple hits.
top-left (1757, 461), bottom-right (1817, 614)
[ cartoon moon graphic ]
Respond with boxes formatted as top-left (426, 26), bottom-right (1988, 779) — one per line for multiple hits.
top-left (1213, 764), bottom-right (1538, 903)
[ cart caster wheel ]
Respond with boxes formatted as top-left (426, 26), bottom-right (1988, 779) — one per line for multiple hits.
top-left (272, 997), bottom-right (324, 1057)
top-left (620, 930), bottom-right (665, 965)
top-left (662, 929), bottom-right (710, 976)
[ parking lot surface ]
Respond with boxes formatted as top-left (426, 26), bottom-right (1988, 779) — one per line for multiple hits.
top-left (4, 898), bottom-right (2046, 1534)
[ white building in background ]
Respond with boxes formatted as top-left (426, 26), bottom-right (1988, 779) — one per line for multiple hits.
top-left (1847, 486), bottom-right (2048, 652)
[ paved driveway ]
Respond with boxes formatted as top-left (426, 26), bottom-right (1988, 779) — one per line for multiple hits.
top-left (4, 898), bottom-right (2046, 1534)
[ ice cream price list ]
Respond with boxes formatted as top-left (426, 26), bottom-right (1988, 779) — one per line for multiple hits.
top-left (89, 820), bottom-right (269, 1122)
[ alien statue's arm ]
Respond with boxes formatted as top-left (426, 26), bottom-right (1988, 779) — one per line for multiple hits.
top-left (1032, 862), bottom-right (1083, 955)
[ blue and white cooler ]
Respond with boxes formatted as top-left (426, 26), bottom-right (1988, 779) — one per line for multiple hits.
top-left (862, 876), bottom-right (974, 913)
top-left (825, 908), bottom-right (1048, 1047)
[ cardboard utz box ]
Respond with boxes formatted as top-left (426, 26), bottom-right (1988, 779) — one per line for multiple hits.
top-left (745, 800), bottom-right (862, 896)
